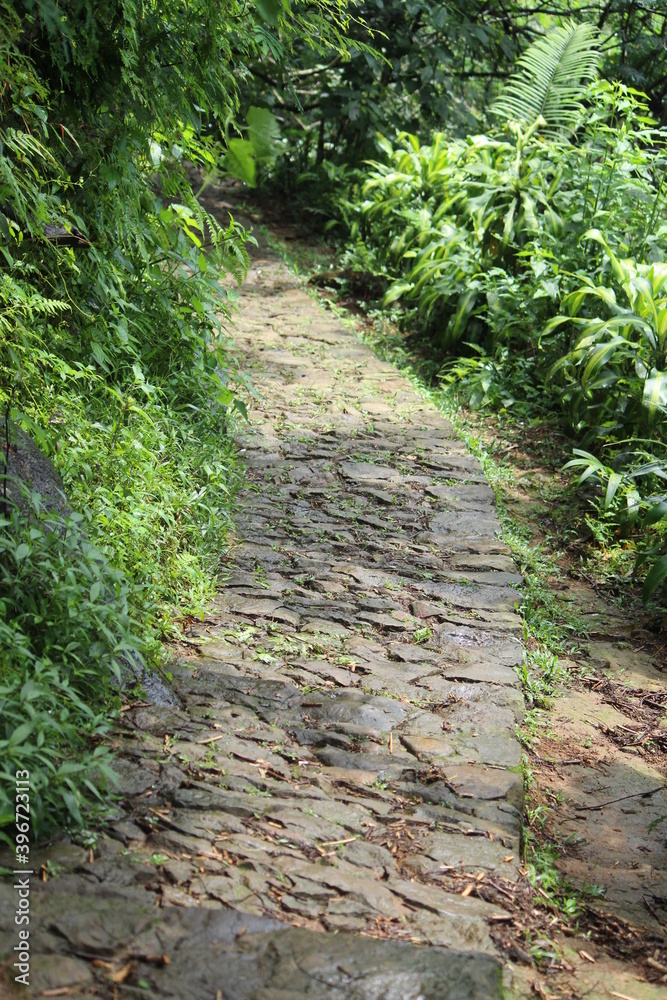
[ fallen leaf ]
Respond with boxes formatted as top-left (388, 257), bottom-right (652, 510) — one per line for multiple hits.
top-left (461, 884), bottom-right (474, 897)
top-left (110, 961), bottom-right (134, 983)
top-left (578, 949), bottom-right (595, 963)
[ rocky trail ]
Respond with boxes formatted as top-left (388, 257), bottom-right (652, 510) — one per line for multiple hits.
top-left (1, 191), bottom-right (665, 999)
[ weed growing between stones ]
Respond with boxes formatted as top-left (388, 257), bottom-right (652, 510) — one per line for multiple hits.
top-left (523, 824), bottom-right (606, 925)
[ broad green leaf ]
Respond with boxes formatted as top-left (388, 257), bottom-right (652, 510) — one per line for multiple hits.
top-left (642, 371), bottom-right (667, 419)
top-left (643, 555), bottom-right (667, 601)
top-left (445, 289), bottom-right (478, 345)
top-left (90, 341), bottom-right (108, 369)
top-left (61, 790), bottom-right (83, 825)
top-left (604, 471), bottom-right (623, 510)
top-left (224, 139), bottom-right (256, 187)
top-left (383, 281), bottom-right (414, 305)
top-left (247, 107), bottom-right (281, 162)
top-left (14, 544), bottom-right (30, 562)
top-left (233, 398), bottom-right (248, 421)
top-left (643, 500), bottom-right (667, 527)
top-left (580, 337), bottom-right (628, 388)
top-left (20, 680), bottom-right (42, 702)
top-left (256, 0), bottom-right (281, 25)
top-left (8, 721), bottom-right (35, 747)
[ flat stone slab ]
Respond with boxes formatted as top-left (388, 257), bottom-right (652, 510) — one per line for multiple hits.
top-left (305, 690), bottom-right (408, 730)
top-left (442, 662), bottom-right (520, 686)
top-left (443, 765), bottom-right (524, 807)
top-left (401, 734), bottom-right (457, 758)
top-left (387, 641), bottom-right (444, 663)
top-left (340, 461), bottom-right (402, 482)
top-left (0, 884), bottom-right (502, 998)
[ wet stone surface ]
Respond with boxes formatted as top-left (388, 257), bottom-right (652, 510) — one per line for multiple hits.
top-left (0, 205), bottom-right (524, 998)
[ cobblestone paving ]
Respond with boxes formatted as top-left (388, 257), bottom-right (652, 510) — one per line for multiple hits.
top-left (0, 218), bottom-right (525, 998)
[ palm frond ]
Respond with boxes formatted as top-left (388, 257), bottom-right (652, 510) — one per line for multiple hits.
top-left (490, 20), bottom-right (599, 136)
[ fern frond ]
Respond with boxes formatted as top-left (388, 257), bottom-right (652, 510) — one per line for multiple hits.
top-left (490, 20), bottom-right (599, 136)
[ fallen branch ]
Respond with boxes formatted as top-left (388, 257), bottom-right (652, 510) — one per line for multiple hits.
top-left (575, 785), bottom-right (664, 812)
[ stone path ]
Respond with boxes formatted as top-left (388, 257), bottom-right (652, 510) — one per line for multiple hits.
top-left (0, 208), bottom-right (525, 998)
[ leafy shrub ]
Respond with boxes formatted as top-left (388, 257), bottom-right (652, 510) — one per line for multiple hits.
top-left (547, 231), bottom-right (667, 441)
top-left (341, 74), bottom-right (665, 349)
top-left (0, 492), bottom-right (141, 839)
top-left (320, 22), bottom-right (667, 600)
top-left (0, 1), bottom-right (251, 835)
top-left (547, 232), bottom-right (667, 597)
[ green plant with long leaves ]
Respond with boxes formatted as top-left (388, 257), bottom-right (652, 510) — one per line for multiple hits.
top-left (547, 230), bottom-right (667, 432)
top-left (546, 231), bottom-right (667, 597)
top-left (562, 447), bottom-right (667, 599)
top-left (352, 118), bottom-right (574, 349)
top-left (0, 492), bottom-right (141, 838)
top-left (338, 21), bottom-right (628, 351)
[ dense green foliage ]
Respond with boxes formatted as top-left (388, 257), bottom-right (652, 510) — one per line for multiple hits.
top-left (0, 494), bottom-right (134, 835)
top-left (3, 0), bottom-right (667, 838)
top-left (0, 0), bottom-right (356, 836)
top-left (274, 19), bottom-right (667, 601)
top-left (247, 1), bottom-right (667, 195)
top-left (0, 0), bottom-right (246, 835)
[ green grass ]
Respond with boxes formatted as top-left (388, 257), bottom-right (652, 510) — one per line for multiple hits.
top-left (55, 386), bottom-right (244, 639)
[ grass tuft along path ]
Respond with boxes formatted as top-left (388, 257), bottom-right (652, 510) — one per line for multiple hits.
top-left (0, 195), bottom-right (527, 998)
